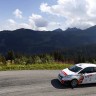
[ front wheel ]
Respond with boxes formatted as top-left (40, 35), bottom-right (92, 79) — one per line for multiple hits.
top-left (70, 79), bottom-right (78, 88)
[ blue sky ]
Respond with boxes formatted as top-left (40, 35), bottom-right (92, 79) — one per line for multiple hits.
top-left (0, 0), bottom-right (55, 17)
top-left (0, 0), bottom-right (54, 21)
top-left (0, 0), bottom-right (96, 31)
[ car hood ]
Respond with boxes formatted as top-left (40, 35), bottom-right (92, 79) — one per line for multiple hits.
top-left (60, 68), bottom-right (75, 76)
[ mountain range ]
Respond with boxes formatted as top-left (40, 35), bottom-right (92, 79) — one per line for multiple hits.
top-left (0, 25), bottom-right (96, 55)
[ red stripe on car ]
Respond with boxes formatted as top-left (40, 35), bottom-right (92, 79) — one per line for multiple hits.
top-left (61, 71), bottom-right (67, 76)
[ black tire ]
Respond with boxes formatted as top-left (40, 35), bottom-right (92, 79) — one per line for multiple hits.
top-left (70, 79), bottom-right (78, 88)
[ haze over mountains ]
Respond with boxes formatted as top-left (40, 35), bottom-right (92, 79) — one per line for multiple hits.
top-left (0, 25), bottom-right (96, 55)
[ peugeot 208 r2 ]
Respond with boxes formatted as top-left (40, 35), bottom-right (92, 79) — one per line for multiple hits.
top-left (58, 63), bottom-right (96, 88)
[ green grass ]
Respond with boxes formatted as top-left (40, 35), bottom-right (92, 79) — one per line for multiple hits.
top-left (0, 63), bottom-right (73, 71)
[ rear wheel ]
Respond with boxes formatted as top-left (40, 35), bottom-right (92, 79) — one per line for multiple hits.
top-left (70, 79), bottom-right (78, 88)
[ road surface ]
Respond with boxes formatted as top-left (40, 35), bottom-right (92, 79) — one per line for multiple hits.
top-left (0, 70), bottom-right (96, 96)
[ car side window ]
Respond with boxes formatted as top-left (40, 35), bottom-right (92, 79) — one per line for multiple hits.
top-left (79, 67), bottom-right (94, 74)
top-left (93, 67), bottom-right (96, 72)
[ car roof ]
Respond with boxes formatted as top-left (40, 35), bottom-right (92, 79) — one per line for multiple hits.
top-left (76, 63), bottom-right (96, 69)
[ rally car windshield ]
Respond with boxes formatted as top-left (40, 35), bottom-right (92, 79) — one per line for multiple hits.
top-left (68, 65), bottom-right (82, 72)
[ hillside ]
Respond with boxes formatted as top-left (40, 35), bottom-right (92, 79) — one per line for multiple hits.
top-left (0, 26), bottom-right (96, 54)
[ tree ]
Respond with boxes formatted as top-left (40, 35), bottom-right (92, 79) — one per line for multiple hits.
top-left (0, 55), bottom-right (6, 65)
top-left (6, 50), bottom-right (15, 63)
top-left (40, 54), bottom-right (54, 63)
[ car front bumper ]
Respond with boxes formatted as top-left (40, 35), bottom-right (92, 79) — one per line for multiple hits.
top-left (58, 74), bottom-right (70, 84)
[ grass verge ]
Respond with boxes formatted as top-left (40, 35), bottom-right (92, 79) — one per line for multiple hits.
top-left (0, 63), bottom-right (73, 71)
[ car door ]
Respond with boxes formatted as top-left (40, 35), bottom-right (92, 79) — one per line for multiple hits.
top-left (91, 67), bottom-right (96, 83)
top-left (79, 67), bottom-right (94, 84)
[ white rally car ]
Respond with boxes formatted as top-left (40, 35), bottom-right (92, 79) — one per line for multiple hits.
top-left (58, 63), bottom-right (96, 88)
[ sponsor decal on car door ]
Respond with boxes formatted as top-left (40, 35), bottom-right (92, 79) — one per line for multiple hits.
top-left (79, 67), bottom-right (95, 84)
top-left (93, 67), bottom-right (96, 83)
top-left (91, 73), bottom-right (96, 83)
top-left (82, 73), bottom-right (93, 84)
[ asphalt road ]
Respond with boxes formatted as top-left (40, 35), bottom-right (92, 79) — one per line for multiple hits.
top-left (0, 70), bottom-right (96, 96)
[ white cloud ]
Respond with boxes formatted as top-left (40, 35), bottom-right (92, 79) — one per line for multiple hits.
top-left (2, 0), bottom-right (96, 31)
top-left (87, 0), bottom-right (96, 17)
top-left (13, 9), bottom-right (23, 19)
top-left (37, 27), bottom-right (47, 31)
top-left (47, 22), bottom-right (61, 30)
top-left (29, 14), bottom-right (48, 30)
top-left (40, 0), bottom-right (96, 29)
top-left (40, 3), bottom-right (52, 14)
top-left (40, 0), bottom-right (88, 17)
top-left (0, 13), bottom-right (48, 31)
top-left (8, 19), bottom-right (16, 25)
top-left (0, 19), bottom-right (31, 31)
top-left (19, 23), bottom-right (31, 29)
